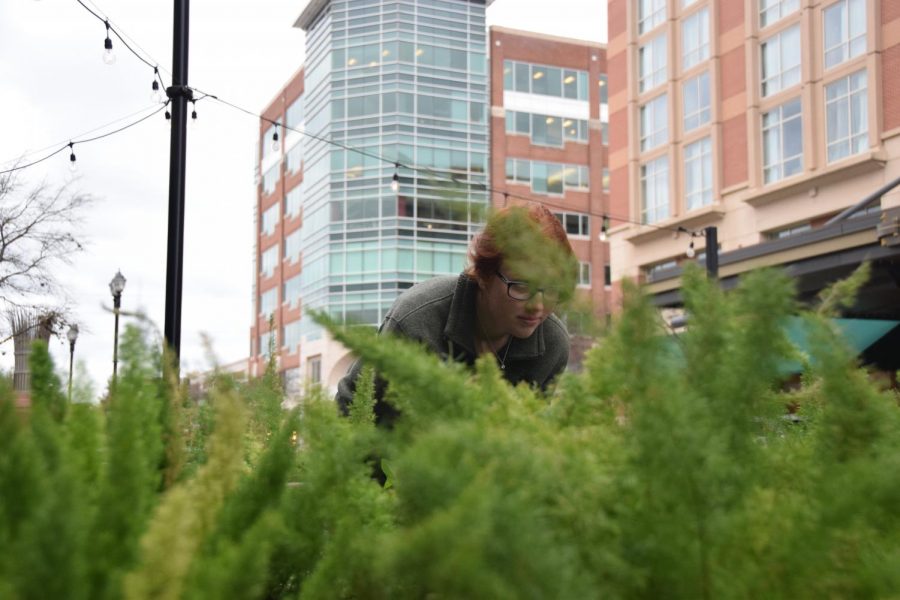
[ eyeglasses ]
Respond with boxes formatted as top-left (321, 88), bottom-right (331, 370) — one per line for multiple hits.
top-left (496, 271), bottom-right (560, 304)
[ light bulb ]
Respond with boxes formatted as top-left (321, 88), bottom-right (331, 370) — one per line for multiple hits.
top-left (686, 241), bottom-right (696, 258)
top-left (390, 171), bottom-right (399, 192)
top-left (599, 216), bottom-right (610, 242)
top-left (151, 80), bottom-right (162, 103)
top-left (599, 229), bottom-right (608, 242)
top-left (271, 131), bottom-right (280, 152)
top-left (103, 37), bottom-right (116, 65)
top-left (69, 152), bottom-right (77, 173)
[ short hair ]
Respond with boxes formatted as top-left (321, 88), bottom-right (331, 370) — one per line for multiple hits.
top-left (466, 204), bottom-right (576, 290)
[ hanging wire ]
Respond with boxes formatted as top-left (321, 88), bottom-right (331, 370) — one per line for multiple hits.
top-left (0, 103), bottom-right (169, 176)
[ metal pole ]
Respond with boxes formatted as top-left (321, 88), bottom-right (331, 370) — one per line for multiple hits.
top-left (705, 226), bottom-right (719, 280)
top-left (68, 341), bottom-right (75, 402)
top-left (164, 0), bottom-right (191, 362)
top-left (113, 293), bottom-right (121, 380)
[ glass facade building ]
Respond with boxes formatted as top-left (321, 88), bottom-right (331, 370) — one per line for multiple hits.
top-left (297, 0), bottom-right (489, 344)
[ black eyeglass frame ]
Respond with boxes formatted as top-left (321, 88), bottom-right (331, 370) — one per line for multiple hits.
top-left (496, 271), bottom-right (561, 304)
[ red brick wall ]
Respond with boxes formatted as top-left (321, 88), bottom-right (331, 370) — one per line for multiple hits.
top-left (718, 0), bottom-right (744, 33)
top-left (721, 115), bottom-right (748, 188)
top-left (720, 46), bottom-right (745, 100)
top-left (608, 0), bottom-right (627, 38)
top-left (884, 44), bottom-right (900, 131)
top-left (884, 0), bottom-right (900, 24)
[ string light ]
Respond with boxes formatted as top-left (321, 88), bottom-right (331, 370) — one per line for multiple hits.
top-left (271, 126), bottom-right (280, 152)
top-left (68, 142), bottom-right (77, 172)
top-left (151, 67), bottom-right (162, 103)
top-left (686, 239), bottom-right (696, 258)
top-left (599, 215), bottom-right (610, 242)
top-left (191, 100), bottom-right (198, 122)
top-left (102, 21), bottom-right (116, 65)
top-left (390, 163), bottom-right (399, 192)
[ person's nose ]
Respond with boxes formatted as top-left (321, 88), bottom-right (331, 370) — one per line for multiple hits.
top-left (525, 292), bottom-right (545, 313)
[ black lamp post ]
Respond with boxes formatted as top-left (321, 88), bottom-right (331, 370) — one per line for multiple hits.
top-left (67, 324), bottom-right (79, 402)
top-left (109, 270), bottom-right (126, 380)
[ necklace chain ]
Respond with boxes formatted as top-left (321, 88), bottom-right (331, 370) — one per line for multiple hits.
top-left (476, 317), bottom-right (512, 370)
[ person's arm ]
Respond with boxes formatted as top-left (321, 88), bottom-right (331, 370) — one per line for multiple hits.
top-left (334, 315), bottom-right (402, 422)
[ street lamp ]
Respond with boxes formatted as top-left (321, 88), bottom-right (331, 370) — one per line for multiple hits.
top-left (67, 324), bottom-right (79, 402)
top-left (109, 270), bottom-right (126, 380)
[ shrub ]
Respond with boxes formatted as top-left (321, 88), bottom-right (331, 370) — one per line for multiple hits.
top-left (0, 266), bottom-right (898, 599)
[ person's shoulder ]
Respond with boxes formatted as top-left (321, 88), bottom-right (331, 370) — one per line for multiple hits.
top-left (388, 274), bottom-right (459, 323)
top-left (542, 314), bottom-right (570, 348)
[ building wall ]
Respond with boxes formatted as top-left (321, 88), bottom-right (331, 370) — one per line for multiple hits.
top-left (607, 0), bottom-right (900, 291)
top-left (489, 27), bottom-right (611, 316)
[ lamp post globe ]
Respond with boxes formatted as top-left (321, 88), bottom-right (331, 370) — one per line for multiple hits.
top-left (67, 324), bottom-right (79, 402)
top-left (109, 270), bottom-right (126, 382)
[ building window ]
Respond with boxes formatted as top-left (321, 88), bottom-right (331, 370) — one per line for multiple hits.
top-left (283, 274), bottom-right (301, 308)
top-left (640, 94), bottom-right (668, 151)
top-left (502, 59), bottom-right (589, 101)
top-left (823, 0), bottom-right (866, 69)
top-left (307, 355), bottom-right (322, 384)
top-left (760, 0), bottom-right (799, 28)
top-left (285, 186), bottom-right (302, 218)
top-left (553, 212), bottom-right (590, 237)
top-left (282, 321), bottom-right (301, 352)
top-left (683, 71), bottom-right (710, 131)
top-left (765, 222), bottom-right (811, 240)
top-left (639, 34), bottom-right (668, 93)
top-left (262, 123), bottom-right (279, 160)
top-left (602, 167), bottom-right (610, 192)
top-left (682, 7), bottom-right (709, 71)
top-left (262, 161), bottom-right (280, 195)
top-left (261, 244), bottom-right (279, 277)
top-left (577, 262), bottom-right (591, 287)
top-left (762, 97), bottom-right (803, 183)
top-left (684, 137), bottom-right (713, 210)
top-left (641, 155), bottom-right (669, 224)
top-left (261, 203), bottom-right (280, 236)
top-left (599, 74), bottom-right (608, 105)
top-left (604, 264), bottom-right (612, 287)
top-left (505, 110), bottom-right (588, 146)
top-left (826, 70), bottom-right (868, 163)
top-left (644, 259), bottom-right (678, 281)
top-left (639, 0), bottom-right (666, 34)
top-left (259, 288), bottom-right (278, 317)
top-left (284, 229), bottom-right (301, 263)
top-left (285, 142), bottom-right (303, 175)
top-left (506, 159), bottom-right (589, 194)
top-left (258, 332), bottom-right (273, 357)
top-left (761, 25), bottom-right (801, 97)
top-left (286, 96), bottom-right (303, 130)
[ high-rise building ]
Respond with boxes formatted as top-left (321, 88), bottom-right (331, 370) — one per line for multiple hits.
top-left (489, 27), bottom-right (610, 324)
top-left (606, 0), bottom-right (900, 335)
top-left (251, 0), bottom-right (490, 393)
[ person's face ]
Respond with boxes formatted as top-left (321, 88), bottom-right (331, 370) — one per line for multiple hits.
top-left (477, 265), bottom-right (557, 339)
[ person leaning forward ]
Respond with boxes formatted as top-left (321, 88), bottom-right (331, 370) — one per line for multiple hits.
top-left (335, 204), bottom-right (578, 425)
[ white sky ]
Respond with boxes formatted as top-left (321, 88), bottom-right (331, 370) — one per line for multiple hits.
top-left (0, 0), bottom-right (605, 396)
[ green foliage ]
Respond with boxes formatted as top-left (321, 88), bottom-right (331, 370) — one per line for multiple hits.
top-left (1, 266), bottom-right (899, 598)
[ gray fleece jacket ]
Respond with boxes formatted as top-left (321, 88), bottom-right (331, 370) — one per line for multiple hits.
top-left (335, 273), bottom-right (570, 423)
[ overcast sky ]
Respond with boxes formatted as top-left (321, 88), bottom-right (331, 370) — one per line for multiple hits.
top-left (0, 0), bottom-right (605, 396)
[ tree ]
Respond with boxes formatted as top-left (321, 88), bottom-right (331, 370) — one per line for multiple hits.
top-left (0, 169), bottom-right (91, 310)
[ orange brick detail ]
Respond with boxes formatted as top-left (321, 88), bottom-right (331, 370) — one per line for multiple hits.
top-left (884, 44), bottom-right (900, 131)
top-left (884, 0), bottom-right (900, 24)
top-left (609, 0), bottom-right (627, 38)
top-left (609, 106), bottom-right (629, 154)
top-left (720, 45), bottom-right (745, 100)
top-left (609, 164), bottom-right (630, 219)
top-left (718, 0), bottom-right (744, 33)
top-left (721, 115), bottom-right (748, 188)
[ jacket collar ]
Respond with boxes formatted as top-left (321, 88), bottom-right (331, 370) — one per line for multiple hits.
top-left (444, 273), bottom-right (545, 360)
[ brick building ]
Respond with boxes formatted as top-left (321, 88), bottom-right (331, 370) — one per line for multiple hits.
top-left (605, 0), bottom-right (900, 363)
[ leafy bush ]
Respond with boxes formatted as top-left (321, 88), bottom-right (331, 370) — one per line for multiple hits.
top-left (1, 266), bottom-right (898, 599)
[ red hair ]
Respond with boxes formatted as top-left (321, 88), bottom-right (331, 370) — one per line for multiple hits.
top-left (466, 204), bottom-right (575, 285)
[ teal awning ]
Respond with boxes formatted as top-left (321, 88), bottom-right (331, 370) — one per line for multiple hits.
top-left (779, 317), bottom-right (898, 374)
top-left (661, 317), bottom-right (898, 376)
